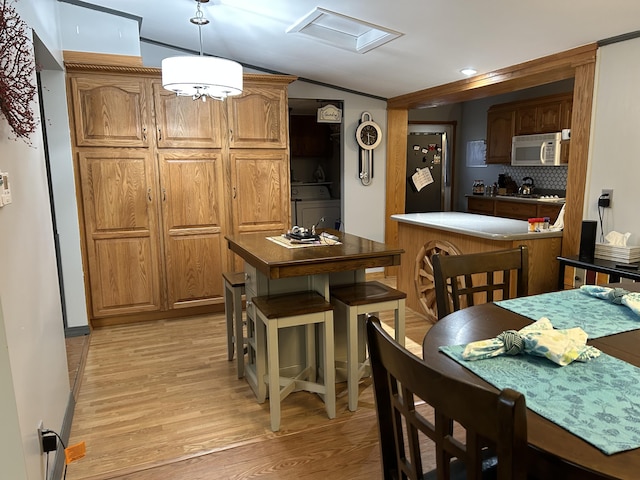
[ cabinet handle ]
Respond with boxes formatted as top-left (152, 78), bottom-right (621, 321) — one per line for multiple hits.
top-left (157, 127), bottom-right (162, 141)
top-left (233, 187), bottom-right (237, 199)
top-left (147, 187), bottom-right (152, 202)
top-left (143, 127), bottom-right (147, 141)
top-left (229, 129), bottom-right (233, 142)
top-left (162, 188), bottom-right (167, 202)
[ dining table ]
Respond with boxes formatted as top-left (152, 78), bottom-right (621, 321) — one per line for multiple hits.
top-left (225, 230), bottom-right (404, 392)
top-left (422, 284), bottom-right (640, 480)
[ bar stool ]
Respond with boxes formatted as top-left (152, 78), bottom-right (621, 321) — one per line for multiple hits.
top-left (252, 291), bottom-right (336, 432)
top-left (222, 271), bottom-right (246, 378)
top-left (330, 281), bottom-right (407, 411)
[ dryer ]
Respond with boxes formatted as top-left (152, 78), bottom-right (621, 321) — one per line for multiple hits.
top-left (291, 184), bottom-right (341, 230)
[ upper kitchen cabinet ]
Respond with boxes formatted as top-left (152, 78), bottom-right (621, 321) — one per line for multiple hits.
top-left (486, 106), bottom-right (515, 164)
top-left (486, 92), bottom-right (573, 164)
top-left (68, 74), bottom-right (151, 147)
top-left (226, 76), bottom-right (292, 149)
top-left (151, 82), bottom-right (223, 149)
top-left (515, 93), bottom-right (571, 135)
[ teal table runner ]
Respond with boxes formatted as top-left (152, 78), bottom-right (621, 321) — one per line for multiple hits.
top-left (440, 344), bottom-right (640, 455)
top-left (496, 289), bottom-right (640, 339)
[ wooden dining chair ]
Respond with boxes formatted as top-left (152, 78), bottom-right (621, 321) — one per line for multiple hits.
top-left (366, 316), bottom-right (529, 480)
top-left (432, 246), bottom-right (529, 320)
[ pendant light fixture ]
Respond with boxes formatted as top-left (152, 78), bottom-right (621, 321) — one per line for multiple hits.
top-left (162, 0), bottom-right (243, 101)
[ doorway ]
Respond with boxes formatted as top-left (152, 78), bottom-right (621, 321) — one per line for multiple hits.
top-left (288, 98), bottom-right (343, 230)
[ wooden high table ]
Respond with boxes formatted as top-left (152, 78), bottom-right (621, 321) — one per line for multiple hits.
top-left (225, 231), bottom-right (404, 391)
top-left (422, 298), bottom-right (640, 479)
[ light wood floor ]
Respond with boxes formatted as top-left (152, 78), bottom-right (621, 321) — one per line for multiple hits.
top-left (65, 277), bottom-right (434, 480)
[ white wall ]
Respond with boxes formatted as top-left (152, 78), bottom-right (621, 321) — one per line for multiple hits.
top-left (58, 2), bottom-right (140, 56)
top-left (585, 37), bottom-right (640, 245)
top-left (1, 3), bottom-right (69, 479)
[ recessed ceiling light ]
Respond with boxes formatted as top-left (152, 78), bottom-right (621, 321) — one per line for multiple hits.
top-left (287, 7), bottom-right (403, 54)
top-left (460, 68), bottom-right (477, 76)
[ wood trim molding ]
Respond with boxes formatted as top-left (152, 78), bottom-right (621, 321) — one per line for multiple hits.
top-left (384, 108), bottom-right (408, 276)
top-left (385, 45), bottom-right (598, 260)
top-left (387, 44), bottom-right (597, 110)
top-left (63, 51), bottom-right (298, 85)
top-left (63, 50), bottom-right (144, 67)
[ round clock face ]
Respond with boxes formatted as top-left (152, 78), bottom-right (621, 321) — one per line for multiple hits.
top-left (356, 121), bottom-right (382, 150)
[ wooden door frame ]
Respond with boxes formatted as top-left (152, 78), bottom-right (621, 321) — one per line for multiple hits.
top-left (385, 44), bottom-right (597, 269)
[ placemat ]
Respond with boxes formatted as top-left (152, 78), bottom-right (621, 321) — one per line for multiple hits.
top-left (496, 289), bottom-right (640, 339)
top-left (440, 344), bottom-right (640, 455)
top-left (267, 235), bottom-right (341, 249)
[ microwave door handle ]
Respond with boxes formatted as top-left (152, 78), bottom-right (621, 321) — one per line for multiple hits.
top-left (540, 142), bottom-right (547, 164)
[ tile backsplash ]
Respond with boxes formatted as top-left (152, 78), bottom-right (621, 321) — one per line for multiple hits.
top-left (501, 165), bottom-right (568, 191)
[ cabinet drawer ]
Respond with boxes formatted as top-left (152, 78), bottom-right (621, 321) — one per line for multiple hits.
top-left (494, 201), bottom-right (537, 220)
top-left (467, 197), bottom-right (495, 214)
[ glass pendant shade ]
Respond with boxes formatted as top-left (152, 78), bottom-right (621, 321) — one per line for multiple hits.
top-left (162, 56), bottom-right (243, 101)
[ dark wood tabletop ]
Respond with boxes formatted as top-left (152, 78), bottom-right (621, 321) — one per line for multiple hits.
top-left (422, 298), bottom-right (640, 479)
top-left (225, 230), bottom-right (403, 279)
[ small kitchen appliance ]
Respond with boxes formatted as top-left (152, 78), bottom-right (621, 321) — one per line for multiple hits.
top-left (511, 132), bottom-right (562, 166)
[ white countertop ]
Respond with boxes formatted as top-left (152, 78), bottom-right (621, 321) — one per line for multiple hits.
top-left (391, 212), bottom-right (563, 241)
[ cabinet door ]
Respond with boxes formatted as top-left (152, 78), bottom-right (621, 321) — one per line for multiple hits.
top-left (536, 101), bottom-right (563, 133)
top-left (69, 75), bottom-right (150, 147)
top-left (77, 149), bottom-right (162, 317)
top-left (158, 151), bottom-right (228, 309)
top-left (486, 108), bottom-right (515, 164)
top-left (230, 150), bottom-right (290, 235)
top-left (515, 105), bottom-right (538, 135)
top-left (227, 85), bottom-right (288, 148)
top-left (152, 82), bottom-right (223, 149)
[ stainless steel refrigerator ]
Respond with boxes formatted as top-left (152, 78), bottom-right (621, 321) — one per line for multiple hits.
top-left (405, 132), bottom-right (451, 213)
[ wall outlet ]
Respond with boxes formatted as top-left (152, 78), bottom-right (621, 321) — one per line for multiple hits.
top-left (601, 188), bottom-right (613, 207)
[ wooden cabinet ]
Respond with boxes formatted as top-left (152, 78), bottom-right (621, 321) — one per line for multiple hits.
top-left (227, 81), bottom-right (288, 149)
top-left (494, 200), bottom-right (538, 220)
top-left (516, 100), bottom-right (563, 135)
top-left (67, 64), bottom-right (294, 324)
top-left (152, 82), bottom-right (223, 149)
top-left (467, 196), bottom-right (563, 223)
top-left (486, 107), bottom-right (515, 164)
top-left (486, 92), bottom-right (573, 164)
top-left (68, 74), bottom-right (151, 147)
top-left (76, 148), bottom-right (162, 317)
top-left (229, 150), bottom-right (290, 237)
top-left (466, 196), bottom-right (495, 215)
top-left (158, 150), bottom-right (227, 309)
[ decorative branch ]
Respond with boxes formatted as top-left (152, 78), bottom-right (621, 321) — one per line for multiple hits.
top-left (0, 0), bottom-right (38, 142)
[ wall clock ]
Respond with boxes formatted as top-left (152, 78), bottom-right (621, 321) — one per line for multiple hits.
top-left (356, 112), bottom-right (382, 185)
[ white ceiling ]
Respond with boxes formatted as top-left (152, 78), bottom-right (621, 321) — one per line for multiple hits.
top-left (74, 0), bottom-right (640, 99)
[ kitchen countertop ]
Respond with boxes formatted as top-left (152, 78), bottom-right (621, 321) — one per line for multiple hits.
top-left (466, 194), bottom-right (565, 204)
top-left (391, 212), bottom-right (563, 241)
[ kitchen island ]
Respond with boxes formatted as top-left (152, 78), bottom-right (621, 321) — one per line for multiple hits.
top-left (391, 212), bottom-right (562, 319)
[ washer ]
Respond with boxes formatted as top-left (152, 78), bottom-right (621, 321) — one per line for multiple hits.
top-left (291, 184), bottom-right (341, 230)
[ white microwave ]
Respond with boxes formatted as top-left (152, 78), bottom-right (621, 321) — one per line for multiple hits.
top-left (511, 132), bottom-right (562, 166)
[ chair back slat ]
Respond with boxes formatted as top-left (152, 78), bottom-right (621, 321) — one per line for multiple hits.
top-left (366, 316), bottom-right (528, 480)
top-left (433, 246), bottom-right (529, 320)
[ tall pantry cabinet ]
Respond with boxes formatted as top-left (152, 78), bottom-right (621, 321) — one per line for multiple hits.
top-left (65, 61), bottom-right (294, 326)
